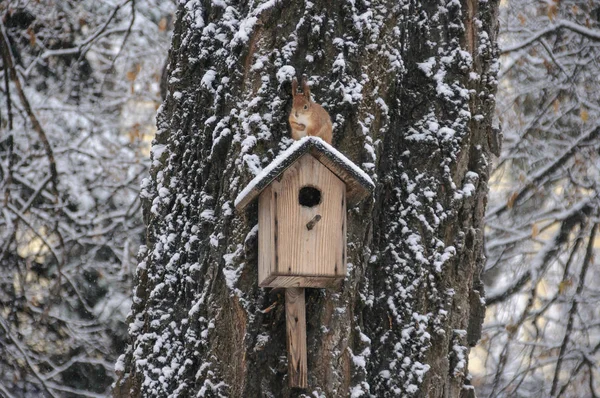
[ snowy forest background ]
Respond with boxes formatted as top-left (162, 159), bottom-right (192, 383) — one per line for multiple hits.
top-left (0, 0), bottom-right (599, 397)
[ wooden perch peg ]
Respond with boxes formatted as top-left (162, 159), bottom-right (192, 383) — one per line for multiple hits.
top-left (286, 287), bottom-right (307, 388)
top-left (306, 214), bottom-right (321, 230)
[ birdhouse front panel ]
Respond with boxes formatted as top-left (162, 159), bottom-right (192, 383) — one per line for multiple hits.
top-left (258, 154), bottom-right (346, 288)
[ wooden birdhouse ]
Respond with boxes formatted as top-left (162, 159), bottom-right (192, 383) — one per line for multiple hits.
top-left (235, 136), bottom-right (374, 388)
top-left (235, 137), bottom-right (374, 288)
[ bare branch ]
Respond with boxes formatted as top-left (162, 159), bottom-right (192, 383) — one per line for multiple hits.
top-left (550, 223), bottom-right (597, 397)
top-left (0, 317), bottom-right (60, 398)
top-left (487, 128), bottom-right (600, 219)
top-left (0, 17), bottom-right (59, 196)
top-left (486, 200), bottom-right (593, 305)
top-left (501, 20), bottom-right (600, 54)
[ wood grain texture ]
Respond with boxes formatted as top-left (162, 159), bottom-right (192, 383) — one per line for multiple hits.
top-left (257, 154), bottom-right (346, 288)
top-left (259, 275), bottom-right (342, 288)
top-left (278, 154), bottom-right (345, 278)
top-left (258, 154), bottom-right (347, 287)
top-left (258, 184), bottom-right (277, 286)
top-left (285, 287), bottom-right (307, 389)
top-left (308, 148), bottom-right (370, 207)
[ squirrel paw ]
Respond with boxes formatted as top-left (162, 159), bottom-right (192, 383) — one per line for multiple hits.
top-left (290, 121), bottom-right (306, 131)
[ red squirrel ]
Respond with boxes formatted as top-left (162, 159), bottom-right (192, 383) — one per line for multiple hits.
top-left (288, 77), bottom-right (333, 144)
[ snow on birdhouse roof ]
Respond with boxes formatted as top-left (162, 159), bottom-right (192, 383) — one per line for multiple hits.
top-left (235, 136), bottom-right (375, 211)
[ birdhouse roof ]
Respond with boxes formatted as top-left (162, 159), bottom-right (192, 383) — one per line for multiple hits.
top-left (235, 137), bottom-right (375, 211)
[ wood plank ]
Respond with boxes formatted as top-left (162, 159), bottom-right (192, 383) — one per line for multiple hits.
top-left (258, 185), bottom-right (276, 286)
top-left (235, 186), bottom-right (261, 212)
top-left (309, 148), bottom-right (372, 207)
top-left (259, 274), bottom-right (343, 289)
top-left (277, 154), bottom-right (346, 279)
top-left (286, 287), bottom-right (307, 388)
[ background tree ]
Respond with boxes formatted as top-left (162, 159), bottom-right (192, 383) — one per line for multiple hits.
top-left (117, 0), bottom-right (500, 396)
top-left (0, 1), bottom-right (173, 396)
top-left (471, 1), bottom-right (600, 397)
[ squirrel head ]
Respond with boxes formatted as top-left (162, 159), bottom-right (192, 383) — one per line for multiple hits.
top-left (291, 77), bottom-right (312, 119)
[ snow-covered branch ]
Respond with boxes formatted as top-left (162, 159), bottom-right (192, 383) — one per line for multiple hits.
top-left (501, 19), bottom-right (600, 54)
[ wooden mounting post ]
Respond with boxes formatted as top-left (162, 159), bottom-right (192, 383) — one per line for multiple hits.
top-left (285, 287), bottom-right (307, 388)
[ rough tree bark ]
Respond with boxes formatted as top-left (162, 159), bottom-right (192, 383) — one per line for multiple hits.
top-left (116, 0), bottom-right (499, 396)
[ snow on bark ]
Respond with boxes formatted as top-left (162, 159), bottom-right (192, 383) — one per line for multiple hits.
top-left (117, 0), bottom-right (499, 397)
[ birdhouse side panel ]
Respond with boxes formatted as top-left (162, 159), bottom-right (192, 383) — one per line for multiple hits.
top-left (258, 184), bottom-right (278, 286)
top-left (277, 154), bottom-right (346, 279)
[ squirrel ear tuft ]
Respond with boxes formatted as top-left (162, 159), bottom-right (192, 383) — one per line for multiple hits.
top-left (302, 76), bottom-right (311, 100)
top-left (292, 78), bottom-right (298, 96)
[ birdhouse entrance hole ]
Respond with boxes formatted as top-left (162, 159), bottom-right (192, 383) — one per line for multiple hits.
top-left (298, 186), bottom-right (321, 207)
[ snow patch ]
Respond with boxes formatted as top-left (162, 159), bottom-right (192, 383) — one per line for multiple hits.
top-left (417, 57), bottom-right (436, 77)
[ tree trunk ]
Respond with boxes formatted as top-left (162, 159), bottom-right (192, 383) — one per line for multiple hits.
top-left (116, 0), bottom-right (499, 396)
